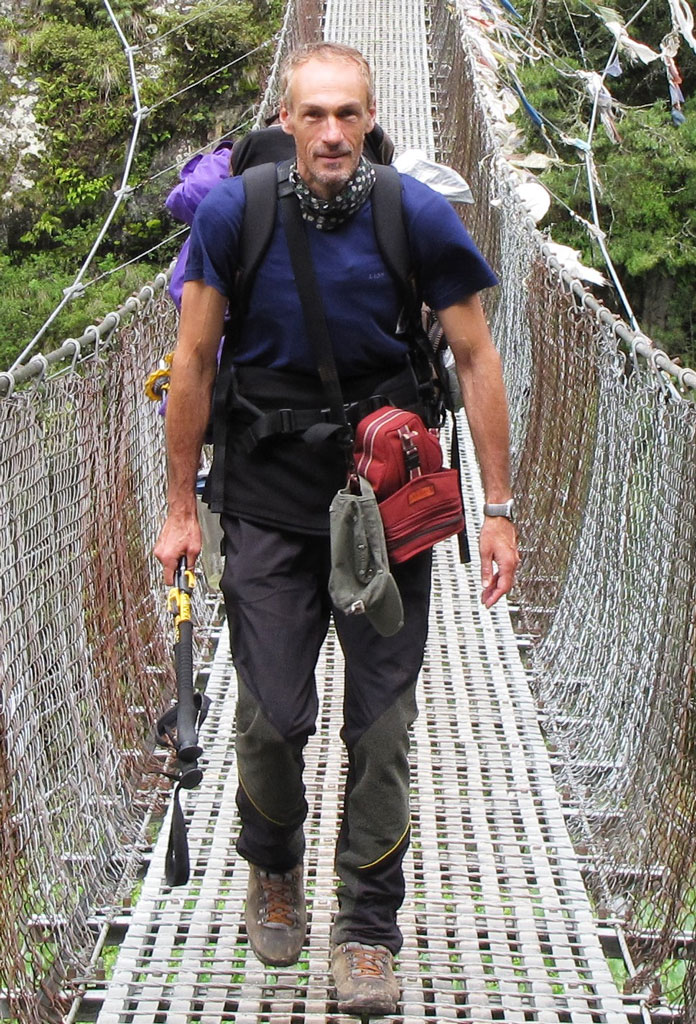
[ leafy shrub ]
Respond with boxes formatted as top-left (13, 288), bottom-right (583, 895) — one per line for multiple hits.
top-left (25, 21), bottom-right (131, 165)
top-left (513, 0), bottom-right (696, 364)
top-left (1, 0), bottom-right (280, 366)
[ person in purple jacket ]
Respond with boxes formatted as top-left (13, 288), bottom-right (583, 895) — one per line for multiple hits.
top-left (166, 143), bottom-right (234, 311)
top-left (155, 42), bottom-right (518, 1017)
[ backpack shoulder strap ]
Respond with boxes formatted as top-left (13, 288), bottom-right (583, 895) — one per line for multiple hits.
top-left (371, 165), bottom-right (459, 422)
top-left (206, 160), bottom-right (292, 511)
top-left (370, 164), bottom-right (411, 297)
top-left (235, 160), bottom-right (289, 309)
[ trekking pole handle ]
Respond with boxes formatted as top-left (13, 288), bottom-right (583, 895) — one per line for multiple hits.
top-left (168, 557), bottom-right (202, 762)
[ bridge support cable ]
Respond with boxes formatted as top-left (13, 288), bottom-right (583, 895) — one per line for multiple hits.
top-left (428, 0), bottom-right (696, 1015)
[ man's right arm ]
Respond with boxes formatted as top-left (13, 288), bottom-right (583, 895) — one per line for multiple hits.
top-left (153, 279), bottom-right (227, 584)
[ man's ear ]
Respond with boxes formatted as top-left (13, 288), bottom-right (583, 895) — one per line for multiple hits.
top-left (279, 104), bottom-right (293, 135)
top-left (365, 106), bottom-right (377, 133)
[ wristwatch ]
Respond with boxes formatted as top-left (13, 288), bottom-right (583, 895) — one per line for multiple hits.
top-left (483, 499), bottom-right (515, 522)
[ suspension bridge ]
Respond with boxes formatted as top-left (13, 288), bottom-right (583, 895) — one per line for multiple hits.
top-left (1, 0), bottom-right (696, 1022)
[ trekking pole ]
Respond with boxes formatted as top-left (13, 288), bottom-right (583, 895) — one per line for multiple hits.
top-left (155, 557), bottom-right (211, 886)
top-left (168, 556), bottom-right (202, 763)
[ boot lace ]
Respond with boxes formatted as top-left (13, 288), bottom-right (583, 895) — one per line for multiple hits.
top-left (345, 944), bottom-right (390, 979)
top-left (259, 872), bottom-right (297, 927)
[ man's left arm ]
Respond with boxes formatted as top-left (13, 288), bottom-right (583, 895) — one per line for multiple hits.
top-left (436, 293), bottom-right (520, 608)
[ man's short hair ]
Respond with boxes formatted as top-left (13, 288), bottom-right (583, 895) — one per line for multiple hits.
top-left (279, 41), bottom-right (375, 110)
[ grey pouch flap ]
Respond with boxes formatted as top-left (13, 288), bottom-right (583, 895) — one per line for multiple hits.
top-left (328, 477), bottom-right (404, 637)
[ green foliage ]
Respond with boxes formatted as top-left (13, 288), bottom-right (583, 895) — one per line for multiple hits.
top-left (56, 168), bottom-right (113, 209)
top-left (1, 0), bottom-right (281, 368)
top-left (162, 0), bottom-right (267, 80)
top-left (0, 245), bottom-right (170, 369)
top-left (9, 17), bottom-right (133, 251)
top-left (37, 0), bottom-right (152, 35)
top-left (140, 0), bottom-right (274, 148)
top-left (19, 211), bottom-right (64, 244)
top-left (511, 58), bottom-right (586, 136)
top-left (24, 21), bottom-right (131, 165)
top-left (0, 14), bottom-right (21, 60)
top-left (599, 106), bottom-right (696, 270)
top-left (512, 0), bottom-right (696, 365)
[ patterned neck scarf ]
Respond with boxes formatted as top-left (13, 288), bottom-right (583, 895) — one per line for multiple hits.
top-left (290, 156), bottom-right (376, 231)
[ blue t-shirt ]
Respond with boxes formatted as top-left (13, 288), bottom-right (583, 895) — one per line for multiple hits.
top-left (185, 172), bottom-right (498, 377)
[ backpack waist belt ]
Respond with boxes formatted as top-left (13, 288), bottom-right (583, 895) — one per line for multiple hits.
top-left (230, 364), bottom-right (422, 455)
top-left (235, 395), bottom-right (382, 453)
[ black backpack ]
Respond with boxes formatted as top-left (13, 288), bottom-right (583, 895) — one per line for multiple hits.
top-left (202, 157), bottom-right (460, 533)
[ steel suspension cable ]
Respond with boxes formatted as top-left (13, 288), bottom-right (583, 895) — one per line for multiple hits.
top-left (9, 0), bottom-right (146, 372)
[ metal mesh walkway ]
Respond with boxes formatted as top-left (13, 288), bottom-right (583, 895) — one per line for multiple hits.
top-left (96, 2), bottom-right (627, 1020)
top-left (97, 420), bottom-right (626, 1024)
top-left (323, 0), bottom-right (435, 155)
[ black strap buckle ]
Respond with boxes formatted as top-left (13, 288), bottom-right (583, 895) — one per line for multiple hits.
top-left (277, 408), bottom-right (297, 433)
top-left (345, 393), bottom-right (388, 428)
top-left (336, 423), bottom-right (355, 450)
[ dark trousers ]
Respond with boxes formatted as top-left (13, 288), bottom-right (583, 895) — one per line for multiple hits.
top-left (220, 515), bottom-right (432, 953)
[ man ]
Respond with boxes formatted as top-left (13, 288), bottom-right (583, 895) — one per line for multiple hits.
top-left (155, 41), bottom-right (519, 1018)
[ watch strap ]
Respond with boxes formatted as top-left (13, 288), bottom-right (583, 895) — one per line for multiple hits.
top-left (483, 499), bottom-right (515, 520)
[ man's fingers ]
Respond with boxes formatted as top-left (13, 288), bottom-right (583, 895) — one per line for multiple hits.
top-left (480, 551), bottom-right (494, 594)
top-left (479, 518), bottom-right (519, 608)
top-left (154, 517), bottom-right (201, 586)
top-left (154, 547), bottom-right (180, 586)
top-left (161, 560), bottom-right (178, 587)
top-left (481, 572), bottom-right (508, 609)
top-left (160, 550), bottom-right (198, 586)
top-left (482, 553), bottom-right (519, 607)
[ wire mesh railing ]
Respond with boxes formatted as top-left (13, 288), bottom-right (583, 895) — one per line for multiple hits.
top-left (428, 0), bottom-right (696, 1014)
top-left (2, 0), bottom-right (696, 1018)
top-left (0, 284), bottom-right (184, 1023)
top-left (0, 4), bottom-right (323, 1021)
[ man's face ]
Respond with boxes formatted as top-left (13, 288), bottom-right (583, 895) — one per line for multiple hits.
top-left (279, 58), bottom-right (376, 200)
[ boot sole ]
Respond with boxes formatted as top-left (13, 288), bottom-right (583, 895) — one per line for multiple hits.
top-left (251, 948), bottom-right (304, 968)
top-left (336, 995), bottom-right (398, 1016)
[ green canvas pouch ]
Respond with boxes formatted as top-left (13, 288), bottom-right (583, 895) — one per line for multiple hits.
top-left (328, 476), bottom-right (404, 637)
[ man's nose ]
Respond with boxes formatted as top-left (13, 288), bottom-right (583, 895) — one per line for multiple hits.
top-left (323, 115), bottom-right (343, 144)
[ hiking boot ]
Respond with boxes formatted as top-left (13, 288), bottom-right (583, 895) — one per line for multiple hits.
top-left (245, 863), bottom-right (306, 967)
top-left (331, 942), bottom-right (400, 1017)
